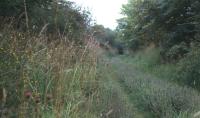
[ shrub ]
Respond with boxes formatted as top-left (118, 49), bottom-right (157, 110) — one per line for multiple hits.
top-left (176, 47), bottom-right (200, 90)
top-left (0, 0), bottom-right (90, 41)
top-left (161, 42), bottom-right (189, 63)
top-left (130, 48), bottom-right (161, 71)
top-left (129, 38), bottom-right (143, 51)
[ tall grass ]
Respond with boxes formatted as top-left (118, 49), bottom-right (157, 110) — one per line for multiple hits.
top-left (91, 63), bottom-right (135, 118)
top-left (115, 47), bottom-right (200, 117)
top-left (122, 48), bottom-right (177, 81)
top-left (0, 26), bottom-right (99, 117)
top-left (110, 57), bottom-right (200, 118)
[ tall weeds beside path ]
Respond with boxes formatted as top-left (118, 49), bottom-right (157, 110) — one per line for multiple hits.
top-left (0, 27), bottom-right (99, 118)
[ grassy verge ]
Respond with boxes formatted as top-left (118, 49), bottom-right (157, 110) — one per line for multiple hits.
top-left (121, 48), bottom-right (177, 81)
top-left (110, 57), bottom-right (200, 118)
top-left (0, 28), bottom-right (98, 118)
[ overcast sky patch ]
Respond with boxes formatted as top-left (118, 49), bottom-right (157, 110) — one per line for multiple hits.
top-left (68, 0), bottom-right (127, 29)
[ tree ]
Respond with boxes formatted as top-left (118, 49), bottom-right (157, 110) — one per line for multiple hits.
top-left (90, 25), bottom-right (116, 46)
top-left (0, 0), bottom-right (52, 17)
top-left (0, 0), bottom-right (92, 41)
top-left (118, 0), bottom-right (200, 61)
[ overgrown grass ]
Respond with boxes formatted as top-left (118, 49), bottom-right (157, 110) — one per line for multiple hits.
top-left (122, 46), bottom-right (200, 90)
top-left (176, 47), bottom-right (200, 90)
top-left (127, 46), bottom-right (200, 90)
top-left (110, 57), bottom-right (200, 118)
top-left (120, 73), bottom-right (200, 118)
top-left (91, 62), bottom-right (136, 118)
top-left (0, 27), bottom-right (99, 117)
top-left (111, 47), bottom-right (200, 117)
top-left (122, 48), bottom-right (177, 81)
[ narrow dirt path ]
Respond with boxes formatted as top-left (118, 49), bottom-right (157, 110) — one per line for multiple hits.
top-left (98, 56), bottom-right (150, 118)
top-left (106, 57), bottom-right (153, 118)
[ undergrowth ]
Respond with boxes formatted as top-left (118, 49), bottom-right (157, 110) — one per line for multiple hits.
top-left (0, 27), bottom-right (99, 118)
top-left (122, 48), bottom-right (177, 81)
top-left (110, 47), bottom-right (200, 117)
top-left (111, 57), bottom-right (200, 118)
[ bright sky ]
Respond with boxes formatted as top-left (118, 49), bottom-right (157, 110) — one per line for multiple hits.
top-left (68, 0), bottom-right (127, 29)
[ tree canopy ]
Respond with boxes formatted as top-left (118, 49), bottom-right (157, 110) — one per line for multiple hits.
top-left (0, 0), bottom-right (91, 41)
top-left (118, 0), bottom-right (200, 62)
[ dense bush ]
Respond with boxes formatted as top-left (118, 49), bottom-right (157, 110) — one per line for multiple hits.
top-left (117, 0), bottom-right (200, 62)
top-left (176, 47), bottom-right (200, 90)
top-left (90, 25), bottom-right (125, 54)
top-left (91, 25), bottom-right (116, 46)
top-left (0, 0), bottom-right (91, 41)
top-left (160, 42), bottom-right (189, 62)
top-left (0, 0), bottom-right (52, 17)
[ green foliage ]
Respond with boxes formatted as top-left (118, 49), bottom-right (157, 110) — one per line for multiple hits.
top-left (121, 46), bottom-right (200, 116)
top-left (118, 0), bottom-right (200, 61)
top-left (110, 56), bottom-right (200, 118)
top-left (127, 48), bottom-right (160, 69)
top-left (0, 0), bottom-right (52, 17)
top-left (0, 29), bottom-right (98, 117)
top-left (0, 49), bottom-right (21, 112)
top-left (123, 48), bottom-right (177, 80)
top-left (137, 81), bottom-right (199, 118)
top-left (117, 0), bottom-right (200, 90)
top-left (0, 32), bottom-right (30, 115)
top-left (161, 42), bottom-right (189, 62)
top-left (176, 47), bottom-right (200, 90)
top-left (92, 66), bottom-right (135, 118)
top-left (0, 0), bottom-right (91, 41)
top-left (91, 25), bottom-right (117, 46)
top-left (91, 25), bottom-right (125, 54)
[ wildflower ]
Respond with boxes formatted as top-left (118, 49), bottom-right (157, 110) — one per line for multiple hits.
top-left (24, 90), bottom-right (32, 99)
